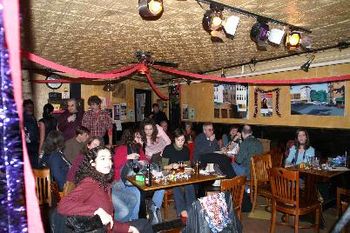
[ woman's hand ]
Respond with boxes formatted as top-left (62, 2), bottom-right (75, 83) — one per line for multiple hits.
top-left (128, 226), bottom-right (140, 233)
top-left (127, 153), bottom-right (140, 160)
top-left (94, 208), bottom-right (113, 229)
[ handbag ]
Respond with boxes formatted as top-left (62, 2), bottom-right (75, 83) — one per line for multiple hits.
top-left (65, 215), bottom-right (106, 233)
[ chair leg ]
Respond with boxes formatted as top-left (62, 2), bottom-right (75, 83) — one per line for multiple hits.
top-left (270, 202), bottom-right (276, 233)
top-left (315, 207), bottom-right (320, 233)
top-left (252, 186), bottom-right (257, 212)
top-left (294, 215), bottom-right (299, 233)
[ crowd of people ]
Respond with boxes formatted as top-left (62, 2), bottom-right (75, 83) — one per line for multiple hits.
top-left (24, 95), bottom-right (315, 232)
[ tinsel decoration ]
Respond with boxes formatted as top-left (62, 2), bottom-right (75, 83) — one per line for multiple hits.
top-left (0, 5), bottom-right (28, 233)
top-left (253, 88), bottom-right (281, 117)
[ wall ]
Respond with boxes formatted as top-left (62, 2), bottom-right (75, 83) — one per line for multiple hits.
top-left (181, 63), bottom-right (350, 129)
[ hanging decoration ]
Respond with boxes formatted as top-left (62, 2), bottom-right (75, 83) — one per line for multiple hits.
top-left (254, 88), bottom-right (281, 117)
top-left (0, 5), bottom-right (28, 232)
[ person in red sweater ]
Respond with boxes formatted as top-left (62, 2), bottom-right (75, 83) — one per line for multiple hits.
top-left (112, 129), bottom-right (148, 222)
top-left (58, 146), bottom-right (153, 233)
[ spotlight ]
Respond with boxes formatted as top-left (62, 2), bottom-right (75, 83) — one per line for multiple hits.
top-left (202, 4), bottom-right (225, 42)
top-left (268, 28), bottom-right (285, 45)
top-left (285, 31), bottom-right (301, 51)
top-left (250, 21), bottom-right (270, 50)
top-left (223, 15), bottom-right (240, 36)
top-left (103, 83), bottom-right (116, 92)
top-left (300, 55), bottom-right (315, 72)
top-left (138, 0), bottom-right (163, 19)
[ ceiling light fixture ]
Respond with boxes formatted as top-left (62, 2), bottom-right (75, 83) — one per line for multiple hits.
top-left (202, 3), bottom-right (225, 42)
top-left (139, 0), bottom-right (164, 19)
top-left (250, 19), bottom-right (270, 50)
top-left (285, 31), bottom-right (301, 51)
top-left (268, 28), bottom-right (285, 45)
top-left (300, 54), bottom-right (315, 72)
top-left (103, 82), bottom-right (116, 92)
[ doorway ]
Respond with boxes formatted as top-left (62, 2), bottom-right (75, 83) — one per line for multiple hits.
top-left (134, 89), bottom-right (152, 123)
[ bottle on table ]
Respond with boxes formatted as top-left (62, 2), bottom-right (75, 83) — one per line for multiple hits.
top-left (145, 164), bottom-right (152, 187)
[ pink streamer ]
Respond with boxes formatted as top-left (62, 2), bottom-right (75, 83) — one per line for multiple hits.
top-left (3, 0), bottom-right (45, 232)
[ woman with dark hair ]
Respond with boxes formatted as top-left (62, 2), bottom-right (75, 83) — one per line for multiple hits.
top-left (285, 129), bottom-right (315, 166)
top-left (112, 129), bottom-right (147, 222)
top-left (140, 118), bottom-right (171, 221)
top-left (58, 146), bottom-right (153, 233)
top-left (162, 128), bottom-right (195, 221)
top-left (40, 130), bottom-right (70, 191)
top-left (38, 103), bottom-right (57, 155)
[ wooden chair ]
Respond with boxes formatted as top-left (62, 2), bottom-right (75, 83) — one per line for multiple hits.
top-left (33, 168), bottom-right (52, 206)
top-left (270, 148), bottom-right (284, 167)
top-left (220, 176), bottom-right (246, 220)
top-left (250, 153), bottom-right (273, 212)
top-left (337, 187), bottom-right (350, 218)
top-left (163, 189), bottom-right (174, 219)
top-left (269, 168), bottom-right (321, 233)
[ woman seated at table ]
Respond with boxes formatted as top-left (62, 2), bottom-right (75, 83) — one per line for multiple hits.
top-left (285, 129), bottom-right (315, 166)
top-left (112, 129), bottom-right (147, 222)
top-left (162, 128), bottom-right (196, 220)
top-left (58, 146), bottom-right (153, 233)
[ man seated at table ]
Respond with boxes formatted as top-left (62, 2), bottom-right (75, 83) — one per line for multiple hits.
top-left (232, 125), bottom-right (263, 179)
top-left (285, 129), bottom-right (315, 166)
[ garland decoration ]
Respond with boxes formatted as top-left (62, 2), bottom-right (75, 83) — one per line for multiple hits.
top-left (253, 88), bottom-right (281, 117)
top-left (0, 7), bottom-right (28, 232)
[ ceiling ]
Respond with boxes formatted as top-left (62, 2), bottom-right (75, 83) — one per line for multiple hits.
top-left (21, 0), bottom-right (350, 84)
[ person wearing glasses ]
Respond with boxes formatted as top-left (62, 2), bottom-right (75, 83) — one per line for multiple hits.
top-left (193, 122), bottom-right (219, 162)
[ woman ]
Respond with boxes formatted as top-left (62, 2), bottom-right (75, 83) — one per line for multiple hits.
top-left (140, 118), bottom-right (171, 221)
top-left (66, 136), bottom-right (104, 183)
top-left (38, 103), bottom-right (58, 155)
top-left (162, 128), bottom-right (196, 221)
top-left (58, 146), bottom-right (153, 233)
top-left (222, 125), bottom-right (242, 156)
top-left (112, 129), bottom-right (147, 222)
top-left (40, 130), bottom-right (70, 191)
top-left (285, 129), bottom-right (315, 166)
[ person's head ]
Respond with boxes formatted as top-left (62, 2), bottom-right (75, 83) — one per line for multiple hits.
top-left (23, 99), bottom-right (34, 115)
top-left (121, 129), bottom-right (135, 146)
top-left (203, 122), bottom-right (214, 138)
top-left (241, 124), bottom-right (252, 139)
top-left (229, 125), bottom-right (239, 137)
top-left (134, 129), bottom-right (143, 145)
top-left (75, 126), bottom-right (90, 143)
top-left (295, 129), bottom-right (310, 149)
top-left (160, 120), bottom-right (168, 132)
top-left (173, 128), bottom-right (186, 149)
top-left (67, 98), bottom-right (78, 113)
top-left (185, 122), bottom-right (192, 133)
top-left (140, 118), bottom-right (158, 143)
top-left (152, 103), bottom-right (160, 113)
top-left (81, 136), bottom-right (104, 154)
top-left (87, 95), bottom-right (102, 111)
top-left (42, 103), bottom-right (54, 118)
top-left (75, 146), bottom-right (113, 189)
top-left (43, 130), bottom-right (65, 154)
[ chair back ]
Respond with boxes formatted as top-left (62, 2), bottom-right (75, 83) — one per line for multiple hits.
top-left (221, 176), bottom-right (246, 219)
top-left (251, 153), bottom-right (272, 183)
top-left (270, 148), bottom-right (284, 167)
top-left (33, 168), bottom-right (52, 206)
top-left (269, 168), bottom-right (299, 207)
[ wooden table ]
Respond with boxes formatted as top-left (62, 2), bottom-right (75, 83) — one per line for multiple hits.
top-left (287, 166), bottom-right (350, 178)
top-left (127, 174), bottom-right (225, 192)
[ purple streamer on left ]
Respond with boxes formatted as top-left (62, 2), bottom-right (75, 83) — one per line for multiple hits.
top-left (0, 5), bottom-right (28, 233)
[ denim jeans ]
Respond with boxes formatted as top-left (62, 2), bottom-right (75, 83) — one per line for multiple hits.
top-left (152, 189), bottom-right (165, 209)
top-left (173, 185), bottom-right (196, 215)
top-left (232, 162), bottom-right (249, 179)
top-left (111, 180), bottom-right (140, 222)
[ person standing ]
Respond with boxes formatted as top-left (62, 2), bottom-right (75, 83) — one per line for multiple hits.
top-left (57, 98), bottom-right (84, 141)
top-left (149, 103), bottom-right (168, 125)
top-left (82, 95), bottom-right (113, 147)
top-left (23, 99), bottom-right (40, 168)
top-left (38, 103), bottom-right (57, 155)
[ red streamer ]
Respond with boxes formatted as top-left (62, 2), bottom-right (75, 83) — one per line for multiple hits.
top-left (145, 71), bottom-right (169, 100)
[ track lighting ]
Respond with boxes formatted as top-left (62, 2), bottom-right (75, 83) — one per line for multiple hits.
top-left (285, 31), bottom-right (301, 51)
top-left (268, 28), bottom-right (285, 45)
top-left (250, 20), bottom-right (270, 50)
top-left (138, 0), bottom-right (163, 19)
top-left (300, 55), bottom-right (315, 72)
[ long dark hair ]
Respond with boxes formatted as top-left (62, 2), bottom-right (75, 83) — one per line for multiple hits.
top-left (140, 118), bottom-right (158, 144)
top-left (294, 129), bottom-right (310, 150)
top-left (42, 103), bottom-right (54, 119)
top-left (121, 129), bottom-right (135, 146)
top-left (75, 146), bottom-right (114, 190)
top-left (80, 136), bottom-right (105, 155)
top-left (43, 130), bottom-right (65, 154)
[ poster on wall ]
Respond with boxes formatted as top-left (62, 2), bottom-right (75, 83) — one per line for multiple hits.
top-left (290, 82), bottom-right (345, 116)
top-left (214, 83), bottom-right (248, 118)
top-left (113, 103), bottom-right (127, 121)
top-left (260, 93), bottom-right (273, 117)
top-left (182, 104), bottom-right (189, 120)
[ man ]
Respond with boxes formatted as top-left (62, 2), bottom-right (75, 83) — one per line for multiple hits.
top-left (23, 99), bottom-right (39, 168)
top-left (149, 103), bottom-right (168, 125)
top-left (82, 95), bottom-right (113, 147)
top-left (57, 98), bottom-right (84, 141)
top-left (232, 125), bottom-right (263, 178)
top-left (63, 126), bottom-right (90, 163)
top-left (160, 120), bottom-right (172, 140)
top-left (193, 122), bottom-right (219, 162)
